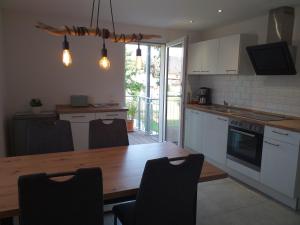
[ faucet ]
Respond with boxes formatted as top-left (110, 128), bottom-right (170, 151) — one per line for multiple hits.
top-left (224, 101), bottom-right (229, 107)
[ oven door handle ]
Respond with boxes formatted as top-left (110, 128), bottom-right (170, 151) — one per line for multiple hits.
top-left (230, 128), bottom-right (256, 138)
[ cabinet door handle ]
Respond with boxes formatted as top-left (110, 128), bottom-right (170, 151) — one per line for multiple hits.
top-left (192, 70), bottom-right (201, 72)
top-left (264, 141), bottom-right (280, 147)
top-left (217, 117), bottom-right (228, 122)
top-left (71, 115), bottom-right (86, 118)
top-left (272, 130), bottom-right (289, 136)
top-left (226, 69), bottom-right (237, 72)
top-left (201, 70), bottom-right (210, 72)
top-left (106, 114), bottom-right (119, 117)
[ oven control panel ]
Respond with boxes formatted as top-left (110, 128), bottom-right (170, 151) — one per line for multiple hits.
top-left (229, 119), bottom-right (264, 134)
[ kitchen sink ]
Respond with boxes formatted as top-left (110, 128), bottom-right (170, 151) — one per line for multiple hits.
top-left (208, 106), bottom-right (245, 114)
top-left (206, 106), bottom-right (243, 114)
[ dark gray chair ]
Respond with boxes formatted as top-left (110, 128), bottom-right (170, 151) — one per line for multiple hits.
top-left (26, 120), bottom-right (74, 155)
top-left (112, 154), bottom-right (205, 225)
top-left (89, 119), bottom-right (129, 149)
top-left (18, 168), bottom-right (104, 225)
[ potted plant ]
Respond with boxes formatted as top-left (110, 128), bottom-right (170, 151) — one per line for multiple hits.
top-left (126, 100), bottom-right (137, 132)
top-left (30, 98), bottom-right (43, 114)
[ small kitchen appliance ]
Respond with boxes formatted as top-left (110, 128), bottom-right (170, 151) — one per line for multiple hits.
top-left (198, 87), bottom-right (211, 105)
top-left (70, 95), bottom-right (89, 107)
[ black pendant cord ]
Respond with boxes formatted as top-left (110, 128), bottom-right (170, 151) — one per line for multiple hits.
top-left (109, 0), bottom-right (116, 41)
top-left (90, 0), bottom-right (96, 27)
top-left (96, 0), bottom-right (101, 31)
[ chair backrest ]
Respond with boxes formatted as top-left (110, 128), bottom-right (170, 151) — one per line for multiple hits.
top-left (26, 120), bottom-right (74, 154)
top-left (89, 119), bottom-right (129, 149)
top-left (18, 168), bottom-right (104, 225)
top-left (134, 154), bottom-right (204, 225)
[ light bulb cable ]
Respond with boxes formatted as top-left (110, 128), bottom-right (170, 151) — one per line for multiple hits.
top-left (63, 35), bottom-right (70, 50)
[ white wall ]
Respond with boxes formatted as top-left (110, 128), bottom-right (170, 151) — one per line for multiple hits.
top-left (3, 10), bottom-right (192, 116)
top-left (188, 6), bottom-right (300, 116)
top-left (0, 9), bottom-right (6, 156)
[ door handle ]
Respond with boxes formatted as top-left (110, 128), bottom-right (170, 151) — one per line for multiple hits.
top-left (230, 128), bottom-right (255, 138)
top-left (264, 141), bottom-right (280, 147)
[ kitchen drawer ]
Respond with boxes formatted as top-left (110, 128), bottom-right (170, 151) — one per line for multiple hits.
top-left (95, 112), bottom-right (127, 120)
top-left (60, 113), bottom-right (96, 123)
top-left (264, 126), bottom-right (300, 146)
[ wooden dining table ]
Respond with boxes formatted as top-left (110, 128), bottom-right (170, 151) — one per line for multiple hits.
top-left (0, 142), bottom-right (227, 221)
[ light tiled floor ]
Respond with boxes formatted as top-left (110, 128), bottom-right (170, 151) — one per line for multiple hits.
top-left (106, 178), bottom-right (300, 225)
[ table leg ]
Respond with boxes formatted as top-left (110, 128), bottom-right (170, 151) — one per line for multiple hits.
top-left (0, 217), bottom-right (13, 225)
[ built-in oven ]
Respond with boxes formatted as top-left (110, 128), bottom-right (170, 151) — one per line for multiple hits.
top-left (227, 119), bottom-right (264, 171)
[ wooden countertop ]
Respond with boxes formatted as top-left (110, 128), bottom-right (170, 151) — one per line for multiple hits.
top-left (186, 104), bottom-right (300, 133)
top-left (267, 120), bottom-right (300, 133)
top-left (56, 104), bottom-right (128, 114)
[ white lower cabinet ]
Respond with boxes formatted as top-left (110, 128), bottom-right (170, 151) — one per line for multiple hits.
top-left (184, 112), bottom-right (300, 208)
top-left (60, 111), bottom-right (127, 150)
top-left (184, 109), bottom-right (228, 165)
top-left (184, 109), bottom-right (201, 151)
top-left (261, 128), bottom-right (300, 198)
top-left (60, 113), bottom-right (96, 150)
top-left (203, 113), bottom-right (228, 164)
top-left (96, 112), bottom-right (127, 120)
top-left (184, 109), bottom-right (206, 153)
top-left (70, 122), bottom-right (90, 150)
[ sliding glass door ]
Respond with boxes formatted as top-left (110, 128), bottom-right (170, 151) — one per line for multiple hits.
top-left (125, 43), bottom-right (163, 141)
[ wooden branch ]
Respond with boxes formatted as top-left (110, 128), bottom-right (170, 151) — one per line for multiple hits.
top-left (35, 22), bottom-right (161, 43)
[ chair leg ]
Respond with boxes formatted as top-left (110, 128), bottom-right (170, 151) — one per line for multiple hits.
top-left (114, 215), bottom-right (118, 225)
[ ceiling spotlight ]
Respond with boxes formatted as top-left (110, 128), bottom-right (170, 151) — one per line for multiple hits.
top-left (218, 9), bottom-right (223, 13)
top-left (189, 20), bottom-right (194, 24)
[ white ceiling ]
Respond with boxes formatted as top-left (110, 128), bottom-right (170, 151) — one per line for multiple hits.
top-left (1, 0), bottom-right (300, 31)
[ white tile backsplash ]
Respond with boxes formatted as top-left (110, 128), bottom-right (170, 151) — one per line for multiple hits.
top-left (188, 74), bottom-right (300, 116)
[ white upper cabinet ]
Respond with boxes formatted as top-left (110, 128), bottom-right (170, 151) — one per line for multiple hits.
top-left (217, 34), bottom-right (240, 74)
top-left (187, 39), bottom-right (219, 75)
top-left (187, 42), bottom-right (203, 74)
top-left (187, 34), bottom-right (256, 75)
top-left (202, 39), bottom-right (219, 74)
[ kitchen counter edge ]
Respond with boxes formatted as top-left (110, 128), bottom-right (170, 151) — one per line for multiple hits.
top-left (186, 104), bottom-right (300, 133)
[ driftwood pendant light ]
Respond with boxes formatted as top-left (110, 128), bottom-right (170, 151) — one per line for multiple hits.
top-left (36, 0), bottom-right (161, 69)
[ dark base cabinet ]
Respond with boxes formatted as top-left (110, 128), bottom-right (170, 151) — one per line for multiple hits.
top-left (10, 112), bottom-right (57, 156)
top-left (0, 218), bottom-right (13, 225)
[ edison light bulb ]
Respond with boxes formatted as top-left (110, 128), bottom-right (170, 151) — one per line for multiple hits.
top-left (62, 49), bottom-right (72, 67)
top-left (136, 55), bottom-right (143, 70)
top-left (136, 44), bottom-right (143, 70)
top-left (99, 56), bottom-right (111, 70)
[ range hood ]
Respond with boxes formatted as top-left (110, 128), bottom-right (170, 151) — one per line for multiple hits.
top-left (246, 7), bottom-right (297, 75)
